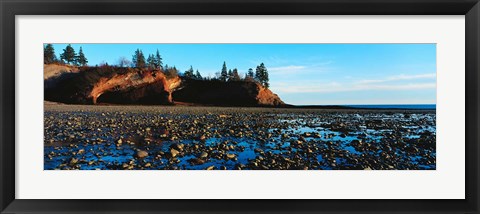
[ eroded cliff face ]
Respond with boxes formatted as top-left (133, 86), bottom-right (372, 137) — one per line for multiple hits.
top-left (44, 65), bottom-right (285, 107)
top-left (90, 71), bottom-right (180, 104)
top-left (256, 85), bottom-right (285, 106)
top-left (44, 66), bottom-right (180, 105)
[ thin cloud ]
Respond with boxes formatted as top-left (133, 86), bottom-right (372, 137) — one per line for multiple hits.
top-left (269, 65), bottom-right (306, 71)
top-left (268, 63), bottom-right (333, 76)
top-left (268, 65), bottom-right (306, 74)
top-left (358, 73), bottom-right (436, 84)
top-left (271, 82), bottom-right (436, 94)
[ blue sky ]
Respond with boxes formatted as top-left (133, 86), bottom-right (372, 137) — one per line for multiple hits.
top-left (48, 43), bottom-right (436, 105)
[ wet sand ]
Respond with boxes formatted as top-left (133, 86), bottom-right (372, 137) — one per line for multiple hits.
top-left (44, 104), bottom-right (436, 170)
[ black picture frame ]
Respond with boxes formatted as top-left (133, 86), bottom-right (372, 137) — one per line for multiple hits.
top-left (1, 0), bottom-right (479, 213)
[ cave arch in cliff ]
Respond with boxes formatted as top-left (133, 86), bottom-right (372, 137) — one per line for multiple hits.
top-left (96, 90), bottom-right (130, 104)
top-left (96, 86), bottom-right (173, 105)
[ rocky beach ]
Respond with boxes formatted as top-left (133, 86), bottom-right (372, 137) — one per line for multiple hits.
top-left (44, 104), bottom-right (436, 170)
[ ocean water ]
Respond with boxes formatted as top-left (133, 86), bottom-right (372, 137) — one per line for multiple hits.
top-left (343, 104), bottom-right (436, 110)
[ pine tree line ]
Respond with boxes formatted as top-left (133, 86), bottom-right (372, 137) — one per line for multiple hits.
top-left (184, 66), bottom-right (203, 80)
top-left (133, 49), bottom-right (163, 69)
top-left (44, 44), bottom-right (88, 66)
top-left (214, 61), bottom-right (269, 88)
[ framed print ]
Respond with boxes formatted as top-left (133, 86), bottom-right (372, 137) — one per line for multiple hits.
top-left (1, 0), bottom-right (479, 213)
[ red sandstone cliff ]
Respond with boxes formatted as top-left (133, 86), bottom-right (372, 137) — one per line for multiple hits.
top-left (44, 64), bottom-right (285, 107)
top-left (90, 70), bottom-right (180, 104)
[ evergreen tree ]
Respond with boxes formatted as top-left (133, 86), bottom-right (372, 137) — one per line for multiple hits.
top-left (132, 49), bottom-right (146, 68)
top-left (154, 49), bottom-right (163, 69)
top-left (255, 63), bottom-right (270, 88)
top-left (147, 54), bottom-right (156, 69)
top-left (44, 44), bottom-right (57, 64)
top-left (132, 49), bottom-right (139, 67)
top-left (60, 44), bottom-right (76, 65)
top-left (232, 68), bottom-right (241, 81)
top-left (245, 68), bottom-right (255, 81)
top-left (195, 69), bottom-right (202, 79)
top-left (75, 47), bottom-right (88, 66)
top-left (247, 68), bottom-right (254, 78)
top-left (227, 69), bottom-right (233, 81)
top-left (220, 61), bottom-right (228, 81)
top-left (184, 65), bottom-right (195, 78)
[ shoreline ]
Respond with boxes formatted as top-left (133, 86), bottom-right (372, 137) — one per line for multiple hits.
top-left (44, 101), bottom-right (436, 113)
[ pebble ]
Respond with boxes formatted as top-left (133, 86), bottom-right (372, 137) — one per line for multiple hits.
top-left (69, 158), bottom-right (78, 165)
top-left (136, 150), bottom-right (148, 158)
top-left (170, 148), bottom-right (180, 158)
top-left (199, 152), bottom-right (208, 158)
top-left (189, 158), bottom-right (205, 165)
